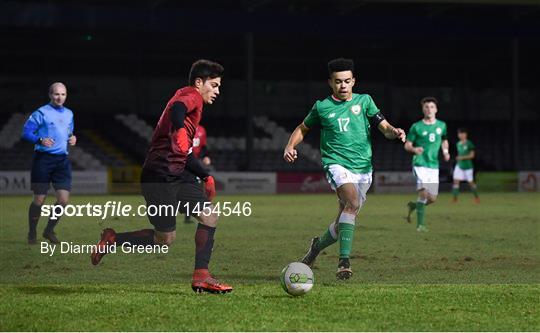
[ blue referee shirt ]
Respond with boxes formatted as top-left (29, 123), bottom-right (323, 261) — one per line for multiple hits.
top-left (21, 103), bottom-right (74, 155)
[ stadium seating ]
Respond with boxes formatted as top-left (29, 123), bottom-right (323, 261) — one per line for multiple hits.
top-left (115, 114), bottom-right (154, 142)
top-left (0, 113), bottom-right (29, 149)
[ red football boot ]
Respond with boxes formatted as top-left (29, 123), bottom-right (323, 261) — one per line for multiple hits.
top-left (91, 228), bottom-right (117, 265)
top-left (191, 269), bottom-right (233, 294)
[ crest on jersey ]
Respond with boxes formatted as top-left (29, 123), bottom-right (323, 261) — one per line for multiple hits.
top-left (436, 127), bottom-right (442, 134)
top-left (351, 104), bottom-right (361, 115)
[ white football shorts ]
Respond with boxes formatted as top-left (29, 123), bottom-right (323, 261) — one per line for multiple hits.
top-left (325, 164), bottom-right (372, 208)
top-left (453, 165), bottom-right (474, 182)
top-left (413, 166), bottom-right (439, 197)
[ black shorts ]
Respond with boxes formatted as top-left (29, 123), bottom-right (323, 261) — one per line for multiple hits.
top-left (140, 168), bottom-right (207, 232)
top-left (31, 152), bottom-right (72, 195)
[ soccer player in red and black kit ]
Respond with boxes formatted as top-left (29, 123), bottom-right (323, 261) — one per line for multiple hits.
top-left (91, 59), bottom-right (232, 294)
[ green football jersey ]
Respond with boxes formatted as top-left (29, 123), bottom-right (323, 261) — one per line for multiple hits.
top-left (406, 119), bottom-right (447, 169)
top-left (303, 93), bottom-right (380, 173)
top-left (456, 140), bottom-right (475, 170)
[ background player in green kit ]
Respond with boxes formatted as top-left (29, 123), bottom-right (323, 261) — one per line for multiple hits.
top-left (452, 127), bottom-right (480, 203)
top-left (283, 58), bottom-right (406, 280)
top-left (404, 97), bottom-right (450, 232)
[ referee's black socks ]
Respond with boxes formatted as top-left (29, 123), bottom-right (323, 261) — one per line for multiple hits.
top-left (44, 203), bottom-right (64, 234)
top-left (28, 202), bottom-right (42, 236)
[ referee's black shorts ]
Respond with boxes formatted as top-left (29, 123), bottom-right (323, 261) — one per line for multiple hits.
top-left (31, 151), bottom-right (72, 195)
top-left (140, 168), bottom-right (208, 232)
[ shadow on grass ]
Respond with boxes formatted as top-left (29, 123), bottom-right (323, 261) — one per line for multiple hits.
top-left (15, 285), bottom-right (105, 295)
top-left (262, 294), bottom-right (296, 299)
top-left (173, 272), bottom-right (278, 282)
top-left (216, 274), bottom-right (278, 282)
top-left (14, 285), bottom-right (189, 296)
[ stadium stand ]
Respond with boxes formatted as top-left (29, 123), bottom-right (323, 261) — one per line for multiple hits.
top-left (0, 141), bottom-right (34, 170)
top-left (0, 113), bottom-right (29, 150)
top-left (115, 114), bottom-right (153, 142)
top-left (93, 114), bottom-right (150, 164)
top-left (3, 110), bottom-right (538, 173)
top-left (163, 115), bottom-right (540, 172)
top-left (2, 85), bottom-right (538, 173)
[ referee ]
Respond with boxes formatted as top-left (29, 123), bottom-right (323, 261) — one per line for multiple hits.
top-left (21, 82), bottom-right (77, 244)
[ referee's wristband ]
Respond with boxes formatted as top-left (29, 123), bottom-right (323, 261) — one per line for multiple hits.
top-left (38, 137), bottom-right (43, 145)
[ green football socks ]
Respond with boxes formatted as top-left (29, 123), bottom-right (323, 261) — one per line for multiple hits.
top-left (452, 185), bottom-right (459, 199)
top-left (338, 212), bottom-right (356, 259)
top-left (339, 223), bottom-right (355, 259)
top-left (314, 222), bottom-right (338, 252)
top-left (471, 185), bottom-right (479, 198)
top-left (313, 213), bottom-right (357, 259)
top-left (416, 201), bottom-right (426, 228)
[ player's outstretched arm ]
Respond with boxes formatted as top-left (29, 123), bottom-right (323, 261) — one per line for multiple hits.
top-left (377, 120), bottom-right (406, 142)
top-left (404, 141), bottom-right (424, 155)
top-left (457, 150), bottom-right (475, 161)
top-left (441, 139), bottom-right (450, 161)
top-left (283, 123), bottom-right (309, 163)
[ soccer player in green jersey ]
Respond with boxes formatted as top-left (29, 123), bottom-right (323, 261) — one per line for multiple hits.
top-left (283, 58), bottom-right (406, 280)
top-left (404, 97), bottom-right (450, 232)
top-left (452, 127), bottom-right (480, 203)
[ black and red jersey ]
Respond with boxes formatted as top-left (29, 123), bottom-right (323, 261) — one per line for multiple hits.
top-left (143, 87), bottom-right (203, 176)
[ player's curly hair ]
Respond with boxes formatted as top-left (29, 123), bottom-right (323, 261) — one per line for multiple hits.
top-left (420, 96), bottom-right (438, 106)
top-left (189, 59), bottom-right (224, 85)
top-left (327, 58), bottom-right (354, 77)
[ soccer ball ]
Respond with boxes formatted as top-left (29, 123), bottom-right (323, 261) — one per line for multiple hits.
top-left (280, 262), bottom-right (314, 296)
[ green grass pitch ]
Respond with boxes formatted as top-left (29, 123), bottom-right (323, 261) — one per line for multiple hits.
top-left (1, 192), bottom-right (539, 331)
